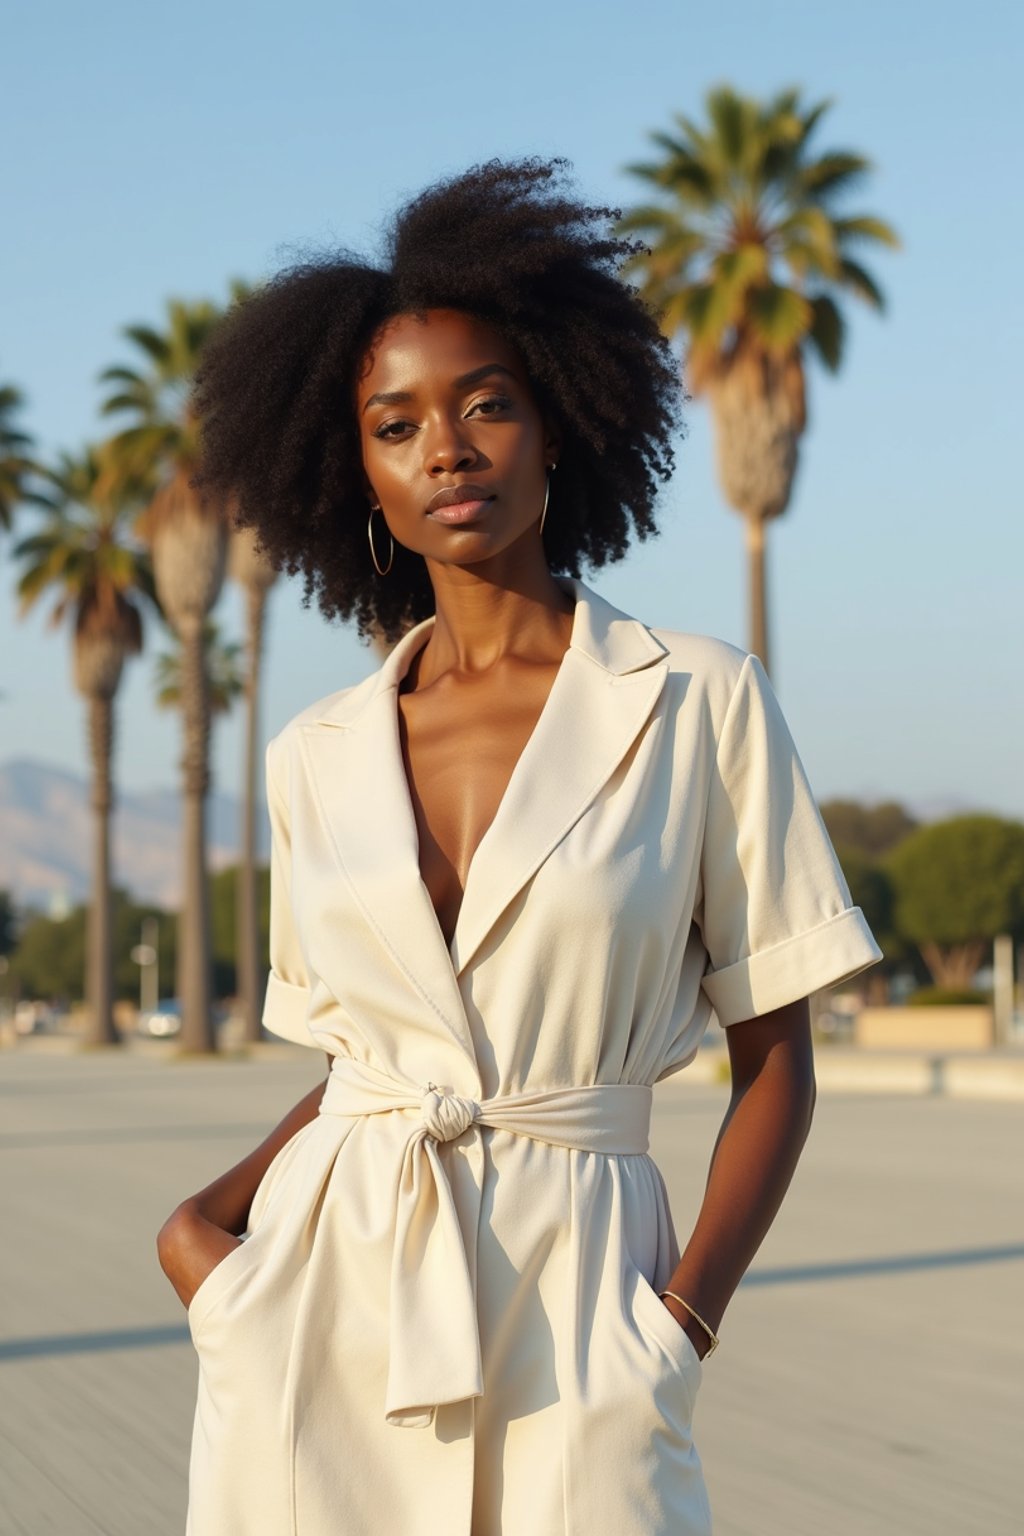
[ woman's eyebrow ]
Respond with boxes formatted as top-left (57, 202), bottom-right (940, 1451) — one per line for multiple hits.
top-left (361, 363), bottom-right (516, 414)
top-left (452, 362), bottom-right (517, 390)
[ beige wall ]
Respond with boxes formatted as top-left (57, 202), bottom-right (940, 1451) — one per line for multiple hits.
top-left (854, 1006), bottom-right (994, 1050)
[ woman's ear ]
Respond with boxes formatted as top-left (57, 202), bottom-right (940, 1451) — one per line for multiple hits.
top-left (543, 421), bottom-right (563, 469)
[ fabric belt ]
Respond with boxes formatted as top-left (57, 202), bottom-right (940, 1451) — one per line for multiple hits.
top-left (319, 1056), bottom-right (653, 1427)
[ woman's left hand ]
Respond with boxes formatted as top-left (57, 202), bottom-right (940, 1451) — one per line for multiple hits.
top-left (660, 1294), bottom-right (709, 1360)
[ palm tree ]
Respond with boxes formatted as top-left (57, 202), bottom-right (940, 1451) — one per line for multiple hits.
top-left (100, 297), bottom-right (233, 1053)
top-left (13, 445), bottom-right (157, 1044)
top-left (617, 85), bottom-right (899, 675)
top-left (228, 527), bottom-right (278, 1043)
top-left (0, 377), bottom-right (39, 532)
top-left (154, 617), bottom-right (244, 715)
top-left (157, 614), bottom-right (246, 1018)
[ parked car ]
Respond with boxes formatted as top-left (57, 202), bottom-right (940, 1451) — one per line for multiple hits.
top-left (136, 998), bottom-right (229, 1038)
top-left (14, 1000), bottom-right (62, 1035)
top-left (137, 998), bottom-right (183, 1037)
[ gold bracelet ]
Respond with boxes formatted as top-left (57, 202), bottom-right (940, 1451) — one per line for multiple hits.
top-left (658, 1290), bottom-right (720, 1357)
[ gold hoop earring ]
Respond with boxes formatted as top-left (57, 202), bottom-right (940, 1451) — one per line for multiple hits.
top-left (538, 463), bottom-right (556, 538)
top-left (368, 505), bottom-right (394, 576)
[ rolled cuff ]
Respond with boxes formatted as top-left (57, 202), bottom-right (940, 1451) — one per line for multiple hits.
top-left (261, 970), bottom-right (315, 1046)
top-left (702, 906), bottom-right (883, 1027)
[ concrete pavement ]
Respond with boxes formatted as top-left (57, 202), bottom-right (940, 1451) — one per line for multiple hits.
top-left (1, 1049), bottom-right (1021, 1535)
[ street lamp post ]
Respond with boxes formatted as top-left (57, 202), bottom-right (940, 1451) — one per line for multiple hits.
top-left (130, 916), bottom-right (160, 1017)
top-left (992, 933), bottom-right (1014, 1047)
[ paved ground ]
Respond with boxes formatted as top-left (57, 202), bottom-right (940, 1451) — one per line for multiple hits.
top-left (1, 1048), bottom-right (1021, 1535)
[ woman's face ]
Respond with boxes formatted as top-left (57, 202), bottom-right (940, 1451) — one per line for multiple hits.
top-left (356, 308), bottom-right (560, 568)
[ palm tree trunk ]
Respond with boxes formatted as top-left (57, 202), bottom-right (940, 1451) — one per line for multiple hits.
top-left (238, 583), bottom-right (268, 1043)
top-left (745, 515), bottom-right (770, 676)
top-left (178, 613), bottom-right (216, 1053)
top-left (86, 694), bottom-right (118, 1046)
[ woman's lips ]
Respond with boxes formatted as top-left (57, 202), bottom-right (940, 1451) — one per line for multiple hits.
top-left (426, 498), bottom-right (493, 525)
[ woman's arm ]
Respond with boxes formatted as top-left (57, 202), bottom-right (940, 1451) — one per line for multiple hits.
top-left (662, 998), bottom-right (816, 1357)
top-left (157, 1054), bottom-right (334, 1309)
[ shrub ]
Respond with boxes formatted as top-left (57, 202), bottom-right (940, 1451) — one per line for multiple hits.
top-left (905, 986), bottom-right (990, 1007)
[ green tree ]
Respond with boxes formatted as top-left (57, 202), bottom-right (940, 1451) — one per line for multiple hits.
top-left (0, 890), bottom-right (16, 955)
top-left (9, 909), bottom-right (84, 1003)
top-left (617, 86), bottom-right (900, 673)
top-left (0, 375), bottom-right (40, 532)
top-left (13, 445), bottom-right (158, 1042)
top-left (100, 294), bottom-right (243, 1052)
top-left (821, 799), bottom-right (918, 860)
top-left (886, 815), bottom-right (1024, 988)
top-left (209, 862), bottom-right (270, 1001)
top-left (10, 891), bottom-right (177, 1007)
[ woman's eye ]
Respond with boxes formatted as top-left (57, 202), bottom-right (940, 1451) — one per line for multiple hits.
top-left (373, 420), bottom-right (411, 440)
top-left (470, 395), bottom-right (512, 416)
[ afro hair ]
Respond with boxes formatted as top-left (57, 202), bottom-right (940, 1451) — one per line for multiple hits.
top-left (192, 155), bottom-right (685, 644)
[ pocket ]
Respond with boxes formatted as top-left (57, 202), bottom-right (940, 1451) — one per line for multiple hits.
top-left (631, 1269), bottom-right (705, 1391)
top-left (186, 1121), bottom-right (316, 1346)
top-left (186, 1230), bottom-right (260, 1345)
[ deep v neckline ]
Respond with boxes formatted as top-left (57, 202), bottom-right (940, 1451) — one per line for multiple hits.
top-left (392, 590), bottom-right (579, 958)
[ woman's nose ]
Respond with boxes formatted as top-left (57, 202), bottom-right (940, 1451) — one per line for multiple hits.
top-left (423, 416), bottom-right (477, 475)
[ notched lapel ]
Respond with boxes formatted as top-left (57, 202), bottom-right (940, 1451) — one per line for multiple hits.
top-left (448, 645), bottom-right (669, 976)
top-left (298, 696), bottom-right (478, 1061)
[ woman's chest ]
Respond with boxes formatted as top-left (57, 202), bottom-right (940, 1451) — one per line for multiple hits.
top-left (396, 660), bottom-right (563, 945)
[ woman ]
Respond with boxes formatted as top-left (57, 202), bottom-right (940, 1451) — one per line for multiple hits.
top-left (158, 156), bottom-right (881, 1535)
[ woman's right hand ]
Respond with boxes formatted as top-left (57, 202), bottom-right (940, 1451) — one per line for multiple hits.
top-left (155, 1072), bottom-right (332, 1311)
top-left (157, 1202), bottom-right (244, 1312)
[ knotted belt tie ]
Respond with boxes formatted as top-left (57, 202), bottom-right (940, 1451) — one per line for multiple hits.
top-left (319, 1056), bottom-right (653, 1427)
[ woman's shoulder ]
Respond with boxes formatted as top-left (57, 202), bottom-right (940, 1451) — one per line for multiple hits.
top-left (641, 616), bottom-right (757, 714)
top-left (646, 620), bottom-right (749, 675)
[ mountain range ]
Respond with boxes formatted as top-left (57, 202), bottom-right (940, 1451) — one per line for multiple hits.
top-left (0, 758), bottom-right (269, 913)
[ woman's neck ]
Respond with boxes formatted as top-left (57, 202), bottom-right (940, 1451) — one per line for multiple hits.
top-left (406, 566), bottom-right (575, 688)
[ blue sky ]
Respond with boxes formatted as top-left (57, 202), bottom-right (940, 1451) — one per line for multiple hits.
top-left (3, 0), bottom-right (1021, 823)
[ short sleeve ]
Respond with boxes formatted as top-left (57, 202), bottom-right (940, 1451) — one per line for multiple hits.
top-left (262, 735), bottom-right (317, 1046)
top-left (698, 653), bottom-right (882, 1026)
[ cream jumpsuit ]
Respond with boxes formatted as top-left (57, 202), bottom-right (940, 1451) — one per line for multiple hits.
top-left (184, 575), bottom-right (881, 1535)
